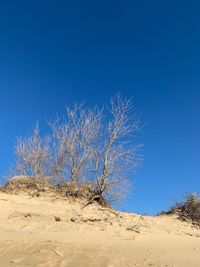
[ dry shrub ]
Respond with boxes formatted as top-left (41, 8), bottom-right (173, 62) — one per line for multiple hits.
top-left (3, 176), bottom-right (52, 193)
top-left (56, 182), bottom-right (95, 199)
top-left (161, 193), bottom-right (200, 226)
top-left (56, 182), bottom-right (110, 206)
top-left (2, 176), bottom-right (109, 206)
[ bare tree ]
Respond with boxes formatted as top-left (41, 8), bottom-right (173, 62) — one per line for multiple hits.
top-left (13, 94), bottom-right (142, 204)
top-left (14, 124), bottom-right (50, 178)
top-left (50, 94), bottom-right (141, 202)
top-left (91, 94), bottom-right (142, 202)
top-left (50, 104), bottom-right (102, 185)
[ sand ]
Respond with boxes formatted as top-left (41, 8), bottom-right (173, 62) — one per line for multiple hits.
top-left (0, 191), bottom-right (200, 267)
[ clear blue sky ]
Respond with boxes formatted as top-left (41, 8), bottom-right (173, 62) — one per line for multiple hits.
top-left (0, 1), bottom-right (200, 214)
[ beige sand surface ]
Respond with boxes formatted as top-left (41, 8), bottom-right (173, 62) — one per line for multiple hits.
top-left (0, 191), bottom-right (199, 267)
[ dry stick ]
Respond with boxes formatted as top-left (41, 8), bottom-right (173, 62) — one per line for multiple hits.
top-left (82, 195), bottom-right (100, 208)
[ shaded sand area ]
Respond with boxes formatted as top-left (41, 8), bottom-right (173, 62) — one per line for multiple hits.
top-left (0, 191), bottom-right (200, 267)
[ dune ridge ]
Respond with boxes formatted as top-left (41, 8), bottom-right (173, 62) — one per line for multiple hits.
top-left (0, 191), bottom-right (200, 267)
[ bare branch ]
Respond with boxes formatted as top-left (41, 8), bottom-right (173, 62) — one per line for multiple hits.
top-left (14, 123), bottom-right (51, 178)
top-left (91, 93), bottom-right (142, 202)
top-left (50, 105), bottom-right (102, 185)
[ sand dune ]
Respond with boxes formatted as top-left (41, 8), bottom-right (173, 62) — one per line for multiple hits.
top-left (0, 191), bottom-right (200, 267)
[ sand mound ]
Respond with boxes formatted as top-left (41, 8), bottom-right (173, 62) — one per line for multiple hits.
top-left (2, 176), bottom-right (109, 207)
top-left (0, 191), bottom-right (200, 267)
top-left (3, 176), bottom-right (52, 192)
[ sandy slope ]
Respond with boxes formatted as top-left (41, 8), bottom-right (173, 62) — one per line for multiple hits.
top-left (0, 191), bottom-right (200, 267)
